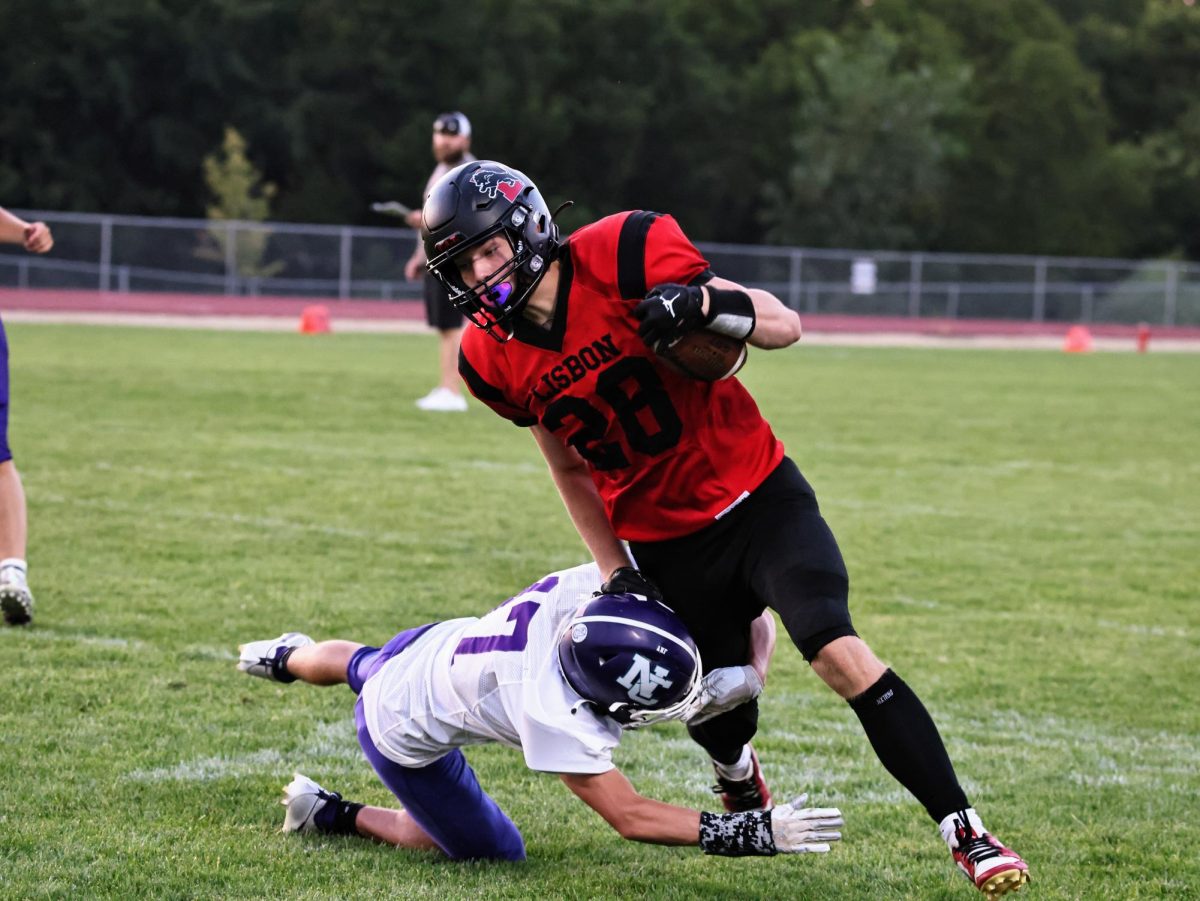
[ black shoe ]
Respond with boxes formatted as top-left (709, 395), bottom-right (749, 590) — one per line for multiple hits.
top-left (0, 583), bottom-right (33, 626)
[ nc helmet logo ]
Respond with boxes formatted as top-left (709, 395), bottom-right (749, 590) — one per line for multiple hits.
top-left (471, 167), bottom-right (524, 203)
top-left (615, 653), bottom-right (674, 704)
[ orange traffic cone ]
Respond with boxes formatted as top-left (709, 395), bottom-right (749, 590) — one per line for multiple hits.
top-left (1063, 325), bottom-right (1092, 353)
top-left (299, 304), bottom-right (331, 334)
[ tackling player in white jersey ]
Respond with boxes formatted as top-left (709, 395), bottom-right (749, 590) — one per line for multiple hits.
top-left (237, 562), bottom-right (843, 859)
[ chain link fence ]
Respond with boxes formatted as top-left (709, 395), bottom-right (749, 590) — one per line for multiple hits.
top-left (2, 210), bottom-right (1197, 325)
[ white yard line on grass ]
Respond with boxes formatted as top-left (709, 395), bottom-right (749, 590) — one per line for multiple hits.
top-left (1096, 619), bottom-right (1189, 639)
top-left (0, 628), bottom-right (147, 649)
top-left (34, 490), bottom-right (426, 544)
top-left (125, 720), bottom-right (361, 784)
top-left (176, 434), bottom-right (542, 473)
top-left (624, 699), bottom-right (1200, 806)
top-left (185, 645), bottom-right (238, 661)
top-left (126, 748), bottom-right (288, 783)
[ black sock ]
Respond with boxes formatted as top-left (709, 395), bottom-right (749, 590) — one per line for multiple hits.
top-left (848, 669), bottom-right (969, 822)
top-left (274, 646), bottom-right (300, 683)
top-left (313, 792), bottom-right (364, 836)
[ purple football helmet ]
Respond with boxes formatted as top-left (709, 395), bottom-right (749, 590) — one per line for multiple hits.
top-left (557, 593), bottom-right (703, 729)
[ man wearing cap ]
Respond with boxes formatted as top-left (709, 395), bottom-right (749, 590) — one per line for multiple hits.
top-left (405, 112), bottom-right (476, 412)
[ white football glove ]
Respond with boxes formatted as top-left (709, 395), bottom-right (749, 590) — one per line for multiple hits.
top-left (770, 794), bottom-right (844, 854)
top-left (687, 664), bottom-right (764, 725)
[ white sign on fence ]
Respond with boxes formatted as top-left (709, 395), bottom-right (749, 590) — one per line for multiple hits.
top-left (851, 258), bottom-right (877, 295)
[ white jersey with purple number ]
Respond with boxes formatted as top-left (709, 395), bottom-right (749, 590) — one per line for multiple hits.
top-left (359, 562), bottom-right (622, 774)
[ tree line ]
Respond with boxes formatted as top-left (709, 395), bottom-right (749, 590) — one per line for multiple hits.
top-left (2, 0), bottom-right (1197, 259)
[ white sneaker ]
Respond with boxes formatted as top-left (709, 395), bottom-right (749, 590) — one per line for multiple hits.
top-left (237, 632), bottom-right (314, 681)
top-left (415, 387), bottom-right (468, 412)
top-left (281, 773), bottom-right (335, 833)
top-left (0, 583), bottom-right (33, 626)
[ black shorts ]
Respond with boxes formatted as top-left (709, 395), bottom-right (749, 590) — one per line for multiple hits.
top-left (423, 273), bottom-right (465, 331)
top-left (629, 457), bottom-right (855, 665)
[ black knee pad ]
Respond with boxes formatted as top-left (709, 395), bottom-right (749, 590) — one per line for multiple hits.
top-left (772, 567), bottom-right (855, 662)
top-left (798, 623), bottom-right (859, 662)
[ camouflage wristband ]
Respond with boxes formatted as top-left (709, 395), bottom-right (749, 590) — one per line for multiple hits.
top-left (698, 809), bottom-right (776, 856)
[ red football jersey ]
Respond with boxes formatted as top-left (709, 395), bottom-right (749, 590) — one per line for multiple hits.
top-left (459, 211), bottom-right (784, 541)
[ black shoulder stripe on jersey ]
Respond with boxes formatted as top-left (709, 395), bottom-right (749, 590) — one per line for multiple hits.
top-left (617, 210), bottom-right (661, 299)
top-left (458, 347), bottom-right (537, 427)
top-left (459, 347), bottom-right (506, 403)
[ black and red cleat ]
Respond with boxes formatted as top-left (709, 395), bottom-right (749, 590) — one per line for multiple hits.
top-left (711, 747), bottom-right (773, 813)
top-left (948, 811), bottom-right (1031, 900)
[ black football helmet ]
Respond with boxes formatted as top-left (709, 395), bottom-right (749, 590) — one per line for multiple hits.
top-left (557, 593), bottom-right (703, 729)
top-left (422, 160), bottom-right (561, 342)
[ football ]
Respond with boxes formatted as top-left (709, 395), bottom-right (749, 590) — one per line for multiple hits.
top-left (657, 330), bottom-right (748, 381)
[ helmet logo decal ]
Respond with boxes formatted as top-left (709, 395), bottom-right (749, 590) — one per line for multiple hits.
top-left (570, 624), bottom-right (588, 643)
top-left (615, 653), bottom-right (674, 704)
top-left (471, 167), bottom-right (524, 203)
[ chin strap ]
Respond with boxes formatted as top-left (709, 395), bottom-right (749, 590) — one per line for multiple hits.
top-left (569, 698), bottom-right (633, 725)
top-left (569, 700), bottom-right (592, 717)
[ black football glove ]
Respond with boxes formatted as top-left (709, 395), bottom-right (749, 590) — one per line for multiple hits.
top-left (633, 283), bottom-right (707, 351)
top-left (597, 566), bottom-right (664, 602)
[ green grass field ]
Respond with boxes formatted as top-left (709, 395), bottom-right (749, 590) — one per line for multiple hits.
top-left (1, 323), bottom-right (1197, 899)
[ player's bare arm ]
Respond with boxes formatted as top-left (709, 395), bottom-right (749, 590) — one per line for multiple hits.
top-left (561, 768), bottom-right (700, 845)
top-left (748, 609), bottom-right (777, 685)
top-left (702, 276), bottom-right (801, 350)
top-left (531, 424), bottom-right (633, 579)
top-left (0, 206), bottom-right (53, 254)
top-left (0, 207), bottom-right (29, 244)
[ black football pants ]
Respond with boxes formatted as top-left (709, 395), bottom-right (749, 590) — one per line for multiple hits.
top-left (630, 456), bottom-right (856, 762)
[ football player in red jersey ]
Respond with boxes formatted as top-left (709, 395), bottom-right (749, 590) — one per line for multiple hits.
top-left (422, 161), bottom-right (1029, 899)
